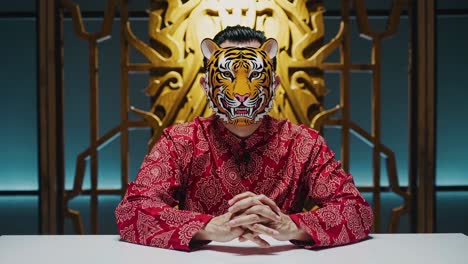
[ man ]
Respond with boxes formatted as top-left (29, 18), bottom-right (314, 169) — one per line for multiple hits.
top-left (115, 25), bottom-right (373, 251)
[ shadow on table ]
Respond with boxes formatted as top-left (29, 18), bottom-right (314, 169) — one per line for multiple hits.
top-left (200, 244), bottom-right (298, 255)
top-left (308, 235), bottom-right (374, 251)
top-left (202, 236), bottom-right (375, 255)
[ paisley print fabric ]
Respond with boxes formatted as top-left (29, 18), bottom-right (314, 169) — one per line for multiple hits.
top-left (115, 115), bottom-right (373, 251)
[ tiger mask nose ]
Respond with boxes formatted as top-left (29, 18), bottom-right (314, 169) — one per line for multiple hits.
top-left (234, 93), bottom-right (249, 103)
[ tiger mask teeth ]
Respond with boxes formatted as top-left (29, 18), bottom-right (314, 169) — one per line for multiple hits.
top-left (230, 107), bottom-right (235, 118)
top-left (230, 107), bottom-right (253, 118)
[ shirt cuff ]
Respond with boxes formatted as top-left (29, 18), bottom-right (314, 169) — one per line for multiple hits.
top-left (180, 213), bottom-right (214, 252)
top-left (288, 213), bottom-right (318, 249)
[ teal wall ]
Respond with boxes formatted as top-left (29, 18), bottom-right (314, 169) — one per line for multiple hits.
top-left (435, 7), bottom-right (468, 233)
top-left (0, 3), bottom-right (38, 235)
top-left (0, 0), bottom-right (467, 235)
top-left (1, 18), bottom-right (38, 191)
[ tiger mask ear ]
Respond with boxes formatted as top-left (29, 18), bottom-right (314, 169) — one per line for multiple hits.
top-left (201, 38), bottom-right (220, 60)
top-left (260, 38), bottom-right (278, 60)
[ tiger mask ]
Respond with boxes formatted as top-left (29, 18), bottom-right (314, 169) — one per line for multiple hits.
top-left (200, 38), bottom-right (278, 126)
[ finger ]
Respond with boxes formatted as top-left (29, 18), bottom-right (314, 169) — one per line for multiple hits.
top-left (231, 226), bottom-right (246, 238)
top-left (228, 196), bottom-right (263, 215)
top-left (228, 192), bottom-right (256, 205)
top-left (228, 214), bottom-right (264, 227)
top-left (229, 195), bottom-right (282, 216)
top-left (242, 233), bottom-right (270, 248)
top-left (255, 194), bottom-right (282, 216)
top-left (244, 205), bottom-right (281, 222)
top-left (248, 223), bottom-right (279, 236)
top-left (239, 236), bottom-right (247, 242)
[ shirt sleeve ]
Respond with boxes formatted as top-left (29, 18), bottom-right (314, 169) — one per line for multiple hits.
top-left (115, 129), bottom-right (213, 251)
top-left (288, 135), bottom-right (374, 248)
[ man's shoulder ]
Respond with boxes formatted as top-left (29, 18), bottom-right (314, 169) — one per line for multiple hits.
top-left (164, 115), bottom-right (215, 138)
top-left (270, 116), bottom-right (321, 140)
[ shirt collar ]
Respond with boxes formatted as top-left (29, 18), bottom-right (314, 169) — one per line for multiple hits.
top-left (211, 115), bottom-right (275, 151)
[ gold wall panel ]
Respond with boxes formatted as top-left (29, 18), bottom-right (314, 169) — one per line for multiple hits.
top-left (127, 0), bottom-right (335, 146)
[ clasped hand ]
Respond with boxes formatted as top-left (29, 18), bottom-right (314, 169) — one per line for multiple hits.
top-left (193, 192), bottom-right (310, 247)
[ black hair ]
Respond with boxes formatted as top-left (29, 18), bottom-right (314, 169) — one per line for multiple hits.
top-left (203, 25), bottom-right (276, 70)
top-left (212, 25), bottom-right (267, 46)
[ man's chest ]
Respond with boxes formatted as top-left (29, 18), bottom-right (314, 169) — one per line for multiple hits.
top-left (180, 138), bottom-right (310, 215)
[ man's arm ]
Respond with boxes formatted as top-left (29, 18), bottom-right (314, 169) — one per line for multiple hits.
top-left (115, 129), bottom-right (213, 251)
top-left (228, 134), bottom-right (373, 248)
top-left (287, 135), bottom-right (374, 248)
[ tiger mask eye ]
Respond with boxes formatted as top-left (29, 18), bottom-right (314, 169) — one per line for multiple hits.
top-left (222, 71), bottom-right (233, 79)
top-left (250, 71), bottom-right (261, 79)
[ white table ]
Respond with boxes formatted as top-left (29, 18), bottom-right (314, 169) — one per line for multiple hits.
top-left (1, 234), bottom-right (467, 264)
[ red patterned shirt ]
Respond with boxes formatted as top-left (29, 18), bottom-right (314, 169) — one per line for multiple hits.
top-left (115, 115), bottom-right (373, 251)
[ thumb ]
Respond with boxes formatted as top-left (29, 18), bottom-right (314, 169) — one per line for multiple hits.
top-left (232, 226), bottom-right (246, 237)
